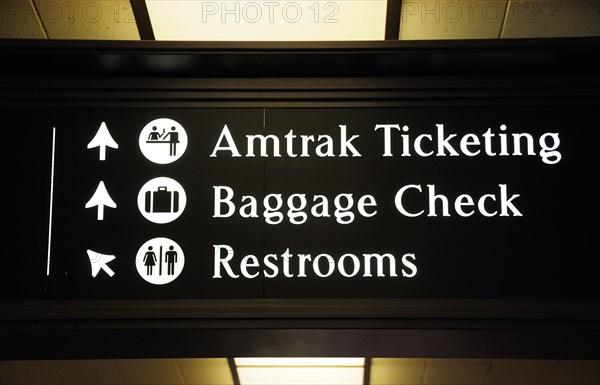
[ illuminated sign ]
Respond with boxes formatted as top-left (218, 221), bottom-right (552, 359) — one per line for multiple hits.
top-left (5, 107), bottom-right (595, 300)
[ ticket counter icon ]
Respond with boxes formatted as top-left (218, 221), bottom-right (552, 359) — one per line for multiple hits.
top-left (139, 118), bottom-right (188, 164)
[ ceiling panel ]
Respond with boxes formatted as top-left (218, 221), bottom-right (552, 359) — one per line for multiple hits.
top-left (0, 0), bottom-right (46, 38)
top-left (421, 359), bottom-right (491, 385)
top-left (398, 0), bottom-right (509, 40)
top-left (502, 0), bottom-right (600, 38)
top-left (3, 359), bottom-right (600, 385)
top-left (176, 358), bottom-right (234, 385)
top-left (113, 359), bottom-right (184, 385)
top-left (51, 360), bottom-right (124, 385)
top-left (31, 0), bottom-right (139, 40)
top-left (546, 360), bottom-right (600, 385)
top-left (483, 359), bottom-right (556, 385)
top-left (0, 361), bottom-right (62, 385)
top-left (370, 358), bottom-right (426, 385)
top-left (2, 0), bottom-right (600, 41)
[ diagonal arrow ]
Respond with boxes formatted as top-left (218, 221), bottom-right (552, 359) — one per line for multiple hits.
top-left (86, 250), bottom-right (116, 277)
top-left (87, 121), bottom-right (118, 161)
top-left (85, 181), bottom-right (117, 220)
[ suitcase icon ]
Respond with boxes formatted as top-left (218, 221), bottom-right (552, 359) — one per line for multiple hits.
top-left (145, 186), bottom-right (179, 213)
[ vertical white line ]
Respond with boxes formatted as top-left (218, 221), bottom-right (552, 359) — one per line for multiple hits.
top-left (47, 127), bottom-right (56, 276)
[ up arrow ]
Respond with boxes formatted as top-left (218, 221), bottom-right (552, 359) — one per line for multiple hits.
top-left (87, 121), bottom-right (118, 161)
top-left (86, 250), bottom-right (116, 277)
top-left (85, 181), bottom-right (117, 220)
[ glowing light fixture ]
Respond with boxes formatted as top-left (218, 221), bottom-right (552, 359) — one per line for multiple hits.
top-left (234, 357), bottom-right (365, 385)
top-left (145, 0), bottom-right (387, 41)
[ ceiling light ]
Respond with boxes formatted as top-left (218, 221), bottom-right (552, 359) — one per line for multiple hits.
top-left (234, 357), bottom-right (365, 385)
top-left (145, 0), bottom-right (387, 41)
top-left (235, 357), bottom-right (365, 366)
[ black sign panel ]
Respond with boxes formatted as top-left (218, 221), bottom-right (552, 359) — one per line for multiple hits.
top-left (4, 106), bottom-right (596, 300)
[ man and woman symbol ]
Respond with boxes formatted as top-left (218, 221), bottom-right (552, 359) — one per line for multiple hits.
top-left (143, 245), bottom-right (178, 276)
top-left (136, 237), bottom-right (185, 285)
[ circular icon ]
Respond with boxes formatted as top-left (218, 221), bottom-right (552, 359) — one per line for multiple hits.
top-left (139, 118), bottom-right (188, 164)
top-left (137, 177), bottom-right (187, 224)
top-left (136, 237), bottom-right (184, 285)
